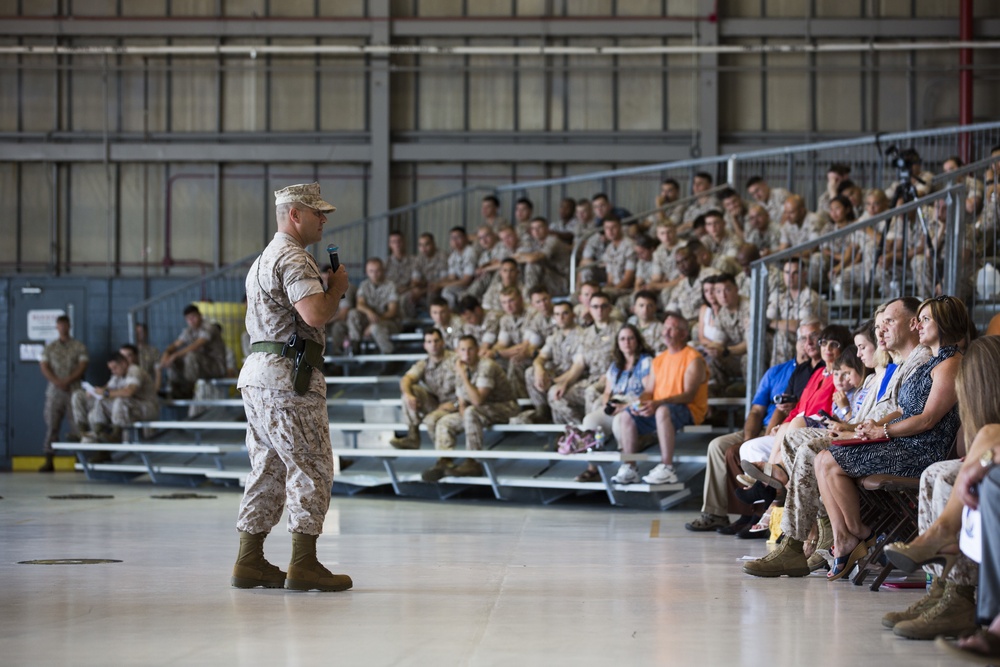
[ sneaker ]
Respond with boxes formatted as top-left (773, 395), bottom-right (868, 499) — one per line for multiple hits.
top-left (610, 464), bottom-right (640, 485)
top-left (642, 463), bottom-right (679, 485)
top-left (684, 513), bottom-right (730, 532)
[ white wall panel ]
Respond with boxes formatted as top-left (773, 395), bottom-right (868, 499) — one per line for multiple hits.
top-left (469, 48), bottom-right (515, 131)
top-left (618, 38), bottom-right (663, 131)
top-left (118, 163), bottom-right (166, 273)
top-left (417, 38), bottom-right (464, 131)
top-left (20, 164), bottom-right (53, 266)
top-left (269, 40), bottom-right (316, 132)
top-left (720, 45), bottom-right (762, 132)
top-left (166, 165), bottom-right (215, 267)
top-left (121, 0), bottom-right (167, 15)
top-left (815, 48), bottom-right (862, 132)
top-left (169, 40), bottom-right (218, 132)
top-left (222, 52), bottom-right (266, 132)
top-left (0, 49), bottom-right (17, 132)
top-left (68, 50), bottom-right (111, 133)
top-left (0, 164), bottom-right (16, 264)
top-left (516, 54), bottom-right (548, 131)
top-left (765, 48), bottom-right (809, 132)
top-left (68, 164), bottom-right (112, 267)
top-left (20, 49), bottom-right (57, 132)
top-left (566, 39), bottom-right (614, 131)
top-left (319, 50), bottom-right (367, 131)
top-left (666, 47), bottom-right (696, 130)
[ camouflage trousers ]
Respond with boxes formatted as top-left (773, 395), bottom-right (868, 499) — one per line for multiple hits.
top-left (523, 263), bottom-right (568, 298)
top-left (434, 400), bottom-right (520, 451)
top-left (347, 310), bottom-right (401, 354)
top-left (237, 386), bottom-right (333, 536)
top-left (72, 390), bottom-right (155, 429)
top-left (166, 352), bottom-right (224, 399)
top-left (919, 459), bottom-right (977, 585)
top-left (402, 385), bottom-right (452, 434)
top-left (548, 382), bottom-right (588, 425)
top-left (42, 385), bottom-right (77, 454)
top-left (778, 427), bottom-right (832, 541)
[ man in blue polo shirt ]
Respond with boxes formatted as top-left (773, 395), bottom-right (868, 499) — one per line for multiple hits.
top-left (684, 322), bottom-right (815, 533)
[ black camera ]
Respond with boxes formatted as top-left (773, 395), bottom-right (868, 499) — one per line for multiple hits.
top-left (885, 146), bottom-right (923, 202)
top-left (604, 399), bottom-right (624, 416)
top-left (773, 393), bottom-right (797, 405)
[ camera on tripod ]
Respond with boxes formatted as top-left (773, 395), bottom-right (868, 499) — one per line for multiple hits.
top-left (885, 145), bottom-right (923, 203)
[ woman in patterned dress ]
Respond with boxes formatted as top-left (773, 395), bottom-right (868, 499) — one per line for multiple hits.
top-left (814, 295), bottom-right (970, 580)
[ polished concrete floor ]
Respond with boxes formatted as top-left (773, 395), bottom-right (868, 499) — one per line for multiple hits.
top-left (0, 472), bottom-right (958, 667)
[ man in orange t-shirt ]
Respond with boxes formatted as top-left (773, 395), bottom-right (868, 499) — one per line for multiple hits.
top-left (611, 311), bottom-right (709, 485)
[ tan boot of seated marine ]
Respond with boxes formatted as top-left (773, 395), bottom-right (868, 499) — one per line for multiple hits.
top-left (231, 531), bottom-right (286, 589)
top-left (450, 459), bottom-right (484, 477)
top-left (389, 425), bottom-right (421, 450)
top-left (882, 577), bottom-right (944, 628)
top-left (742, 537), bottom-right (811, 578)
top-left (892, 582), bottom-right (978, 640)
top-left (285, 532), bottom-right (353, 592)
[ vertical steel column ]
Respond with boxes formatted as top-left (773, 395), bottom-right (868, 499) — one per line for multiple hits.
top-left (943, 184), bottom-right (967, 297)
top-left (368, 0), bottom-right (391, 261)
top-left (696, 0), bottom-right (719, 158)
top-left (745, 258), bottom-right (769, 408)
top-left (959, 0), bottom-right (974, 163)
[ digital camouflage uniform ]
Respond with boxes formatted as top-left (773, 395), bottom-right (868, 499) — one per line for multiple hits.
top-left (385, 254), bottom-right (415, 293)
top-left (519, 235), bottom-right (571, 297)
top-left (348, 279), bottom-right (401, 353)
top-left (482, 280), bottom-right (528, 313)
top-left (462, 308), bottom-right (502, 348)
top-left (755, 187), bottom-right (790, 225)
top-left (526, 325), bottom-right (581, 414)
top-left (72, 365), bottom-right (158, 430)
top-left (433, 314), bottom-right (465, 350)
top-left (681, 196), bottom-right (720, 226)
top-left (407, 250), bottom-right (449, 317)
top-left (136, 342), bottom-right (160, 383)
top-left (779, 212), bottom-right (831, 288)
top-left (579, 232), bottom-right (608, 284)
top-left (745, 223), bottom-right (782, 255)
top-left (710, 300), bottom-right (750, 385)
top-left (703, 233), bottom-right (742, 261)
top-left (550, 321), bottom-right (618, 424)
top-left (463, 242), bottom-right (508, 300)
top-left (496, 310), bottom-right (534, 397)
top-left (165, 321), bottom-right (226, 398)
top-left (652, 243), bottom-right (681, 283)
top-left (667, 266), bottom-right (720, 324)
top-left (401, 351), bottom-right (458, 434)
top-left (434, 358), bottom-right (519, 451)
top-left (633, 319), bottom-right (665, 354)
top-left (40, 336), bottom-right (89, 453)
top-left (237, 231), bottom-right (333, 536)
top-left (766, 287), bottom-right (829, 365)
top-left (441, 244), bottom-right (480, 308)
top-left (600, 238), bottom-right (637, 301)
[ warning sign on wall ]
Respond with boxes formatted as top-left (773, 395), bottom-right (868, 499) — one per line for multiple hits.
top-left (27, 309), bottom-right (67, 342)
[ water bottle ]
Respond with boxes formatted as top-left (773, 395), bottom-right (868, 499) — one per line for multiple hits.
top-left (594, 426), bottom-right (606, 451)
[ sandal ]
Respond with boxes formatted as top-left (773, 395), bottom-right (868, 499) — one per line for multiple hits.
top-left (827, 541), bottom-right (867, 581)
top-left (740, 460), bottom-right (788, 491)
top-left (575, 468), bottom-right (601, 483)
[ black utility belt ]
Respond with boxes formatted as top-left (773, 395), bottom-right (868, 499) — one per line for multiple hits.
top-left (250, 336), bottom-right (325, 395)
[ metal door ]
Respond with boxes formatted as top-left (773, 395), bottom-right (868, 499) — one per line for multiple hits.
top-left (7, 284), bottom-right (88, 458)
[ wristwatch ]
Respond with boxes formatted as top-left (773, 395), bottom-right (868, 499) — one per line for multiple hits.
top-left (980, 450), bottom-right (996, 470)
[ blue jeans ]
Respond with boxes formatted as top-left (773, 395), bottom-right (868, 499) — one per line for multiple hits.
top-left (628, 403), bottom-right (693, 435)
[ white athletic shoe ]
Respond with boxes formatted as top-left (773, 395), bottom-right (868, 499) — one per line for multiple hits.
top-left (642, 464), bottom-right (679, 485)
top-left (610, 464), bottom-right (640, 485)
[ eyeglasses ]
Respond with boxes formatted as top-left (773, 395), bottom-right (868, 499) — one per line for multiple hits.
top-left (819, 339), bottom-right (842, 349)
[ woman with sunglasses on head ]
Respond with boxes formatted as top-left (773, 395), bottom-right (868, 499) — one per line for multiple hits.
top-left (815, 295), bottom-right (969, 581)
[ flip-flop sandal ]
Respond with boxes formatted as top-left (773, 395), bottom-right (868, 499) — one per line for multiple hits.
top-left (740, 460), bottom-right (788, 491)
top-left (736, 473), bottom-right (756, 488)
top-left (747, 512), bottom-right (772, 533)
top-left (935, 631), bottom-right (1000, 664)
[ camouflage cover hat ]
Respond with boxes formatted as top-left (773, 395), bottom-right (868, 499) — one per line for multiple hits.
top-left (273, 182), bottom-right (336, 212)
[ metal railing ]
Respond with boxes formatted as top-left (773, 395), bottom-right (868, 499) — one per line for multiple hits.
top-left (128, 122), bottom-right (1000, 358)
top-left (744, 153), bottom-right (1000, 403)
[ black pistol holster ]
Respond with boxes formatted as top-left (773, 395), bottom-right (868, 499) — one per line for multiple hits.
top-left (250, 335), bottom-right (325, 396)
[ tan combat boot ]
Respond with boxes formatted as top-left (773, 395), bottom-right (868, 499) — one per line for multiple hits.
top-left (882, 577), bottom-right (944, 629)
top-left (284, 533), bottom-right (353, 592)
top-left (231, 531), bottom-right (286, 589)
top-left (893, 581), bottom-right (978, 640)
top-left (743, 537), bottom-right (811, 577)
top-left (390, 425), bottom-right (420, 450)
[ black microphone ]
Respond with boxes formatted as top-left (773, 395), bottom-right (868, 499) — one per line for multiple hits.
top-left (327, 244), bottom-right (345, 299)
top-left (327, 244), bottom-right (340, 272)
